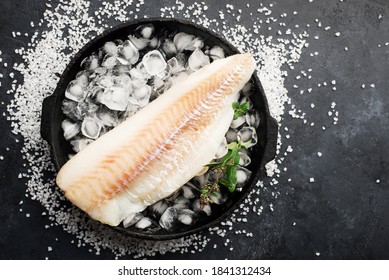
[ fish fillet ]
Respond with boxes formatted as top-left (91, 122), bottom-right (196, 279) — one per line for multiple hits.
top-left (56, 53), bottom-right (256, 226)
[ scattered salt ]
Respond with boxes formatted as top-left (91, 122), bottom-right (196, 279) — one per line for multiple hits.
top-left (1, 0), bottom-right (328, 258)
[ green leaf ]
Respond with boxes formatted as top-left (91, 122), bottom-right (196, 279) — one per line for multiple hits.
top-left (211, 192), bottom-right (219, 197)
top-left (219, 178), bottom-right (231, 188)
top-left (200, 189), bottom-right (208, 194)
top-left (205, 161), bottom-right (222, 167)
top-left (225, 166), bottom-right (237, 192)
top-left (233, 150), bottom-right (240, 165)
top-left (240, 102), bottom-right (249, 112)
top-left (232, 101), bottom-right (250, 120)
top-left (221, 150), bottom-right (234, 166)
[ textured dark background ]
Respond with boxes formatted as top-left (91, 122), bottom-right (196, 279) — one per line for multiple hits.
top-left (0, 0), bottom-right (388, 259)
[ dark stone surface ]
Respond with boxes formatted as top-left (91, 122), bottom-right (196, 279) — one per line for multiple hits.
top-left (0, 0), bottom-right (388, 259)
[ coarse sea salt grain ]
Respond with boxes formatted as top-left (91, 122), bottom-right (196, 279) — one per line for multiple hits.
top-left (3, 0), bottom-right (321, 258)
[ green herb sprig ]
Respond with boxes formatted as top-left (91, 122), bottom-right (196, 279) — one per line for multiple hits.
top-left (199, 101), bottom-right (250, 207)
top-left (232, 101), bottom-right (249, 120)
top-left (200, 141), bottom-right (244, 207)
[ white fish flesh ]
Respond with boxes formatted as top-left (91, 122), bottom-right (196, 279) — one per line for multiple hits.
top-left (56, 53), bottom-right (256, 226)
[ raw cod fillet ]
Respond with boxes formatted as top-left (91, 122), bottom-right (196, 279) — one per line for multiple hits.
top-left (56, 53), bottom-right (256, 226)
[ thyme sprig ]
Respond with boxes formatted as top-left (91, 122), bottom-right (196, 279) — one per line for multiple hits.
top-left (199, 102), bottom-right (249, 207)
top-left (200, 141), bottom-right (244, 207)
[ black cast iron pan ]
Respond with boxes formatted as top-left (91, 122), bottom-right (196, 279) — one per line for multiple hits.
top-left (40, 18), bottom-right (278, 240)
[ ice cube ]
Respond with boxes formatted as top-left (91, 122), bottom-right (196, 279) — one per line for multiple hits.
top-left (206, 45), bottom-right (225, 60)
top-left (65, 80), bottom-right (85, 102)
top-left (237, 126), bottom-right (258, 148)
top-left (75, 71), bottom-right (89, 86)
top-left (128, 35), bottom-right (149, 50)
top-left (96, 107), bottom-right (118, 127)
top-left (148, 199), bottom-right (169, 219)
top-left (192, 174), bottom-right (209, 188)
top-left (81, 117), bottom-right (102, 139)
top-left (142, 50), bottom-right (167, 75)
top-left (238, 151), bottom-right (251, 167)
top-left (149, 37), bottom-right (160, 49)
top-left (97, 75), bottom-right (114, 88)
top-left (102, 41), bottom-right (117, 56)
top-left (101, 54), bottom-right (117, 69)
top-left (137, 24), bottom-right (155, 39)
top-left (149, 76), bottom-right (164, 91)
top-left (167, 57), bottom-right (185, 75)
top-left (132, 85), bottom-right (151, 107)
top-left (116, 56), bottom-right (130, 66)
top-left (61, 119), bottom-right (80, 140)
top-left (62, 99), bottom-right (80, 121)
top-left (171, 71), bottom-right (189, 84)
top-left (173, 196), bottom-right (190, 210)
top-left (245, 109), bottom-right (261, 128)
top-left (184, 37), bottom-right (204, 51)
top-left (80, 53), bottom-right (99, 70)
top-left (188, 48), bottom-right (210, 71)
top-left (177, 209), bottom-right (196, 225)
top-left (236, 166), bottom-right (252, 186)
top-left (117, 40), bottom-right (139, 65)
top-left (161, 39), bottom-right (177, 59)
top-left (230, 115), bottom-right (246, 129)
top-left (226, 128), bottom-right (238, 143)
top-left (173, 32), bottom-right (195, 52)
top-left (122, 102), bottom-right (142, 119)
top-left (192, 199), bottom-right (212, 216)
top-left (123, 212), bottom-right (143, 228)
top-left (181, 184), bottom-right (196, 199)
top-left (93, 67), bottom-right (108, 76)
top-left (70, 138), bottom-right (94, 153)
top-left (75, 101), bottom-right (99, 120)
top-left (112, 65), bottom-right (131, 76)
top-left (135, 217), bottom-right (153, 229)
top-left (159, 207), bottom-right (177, 230)
top-left (98, 86), bottom-right (129, 111)
top-left (113, 74), bottom-right (131, 88)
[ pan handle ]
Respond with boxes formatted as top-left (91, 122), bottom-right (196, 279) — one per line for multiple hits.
top-left (262, 116), bottom-right (278, 165)
top-left (40, 94), bottom-right (56, 144)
